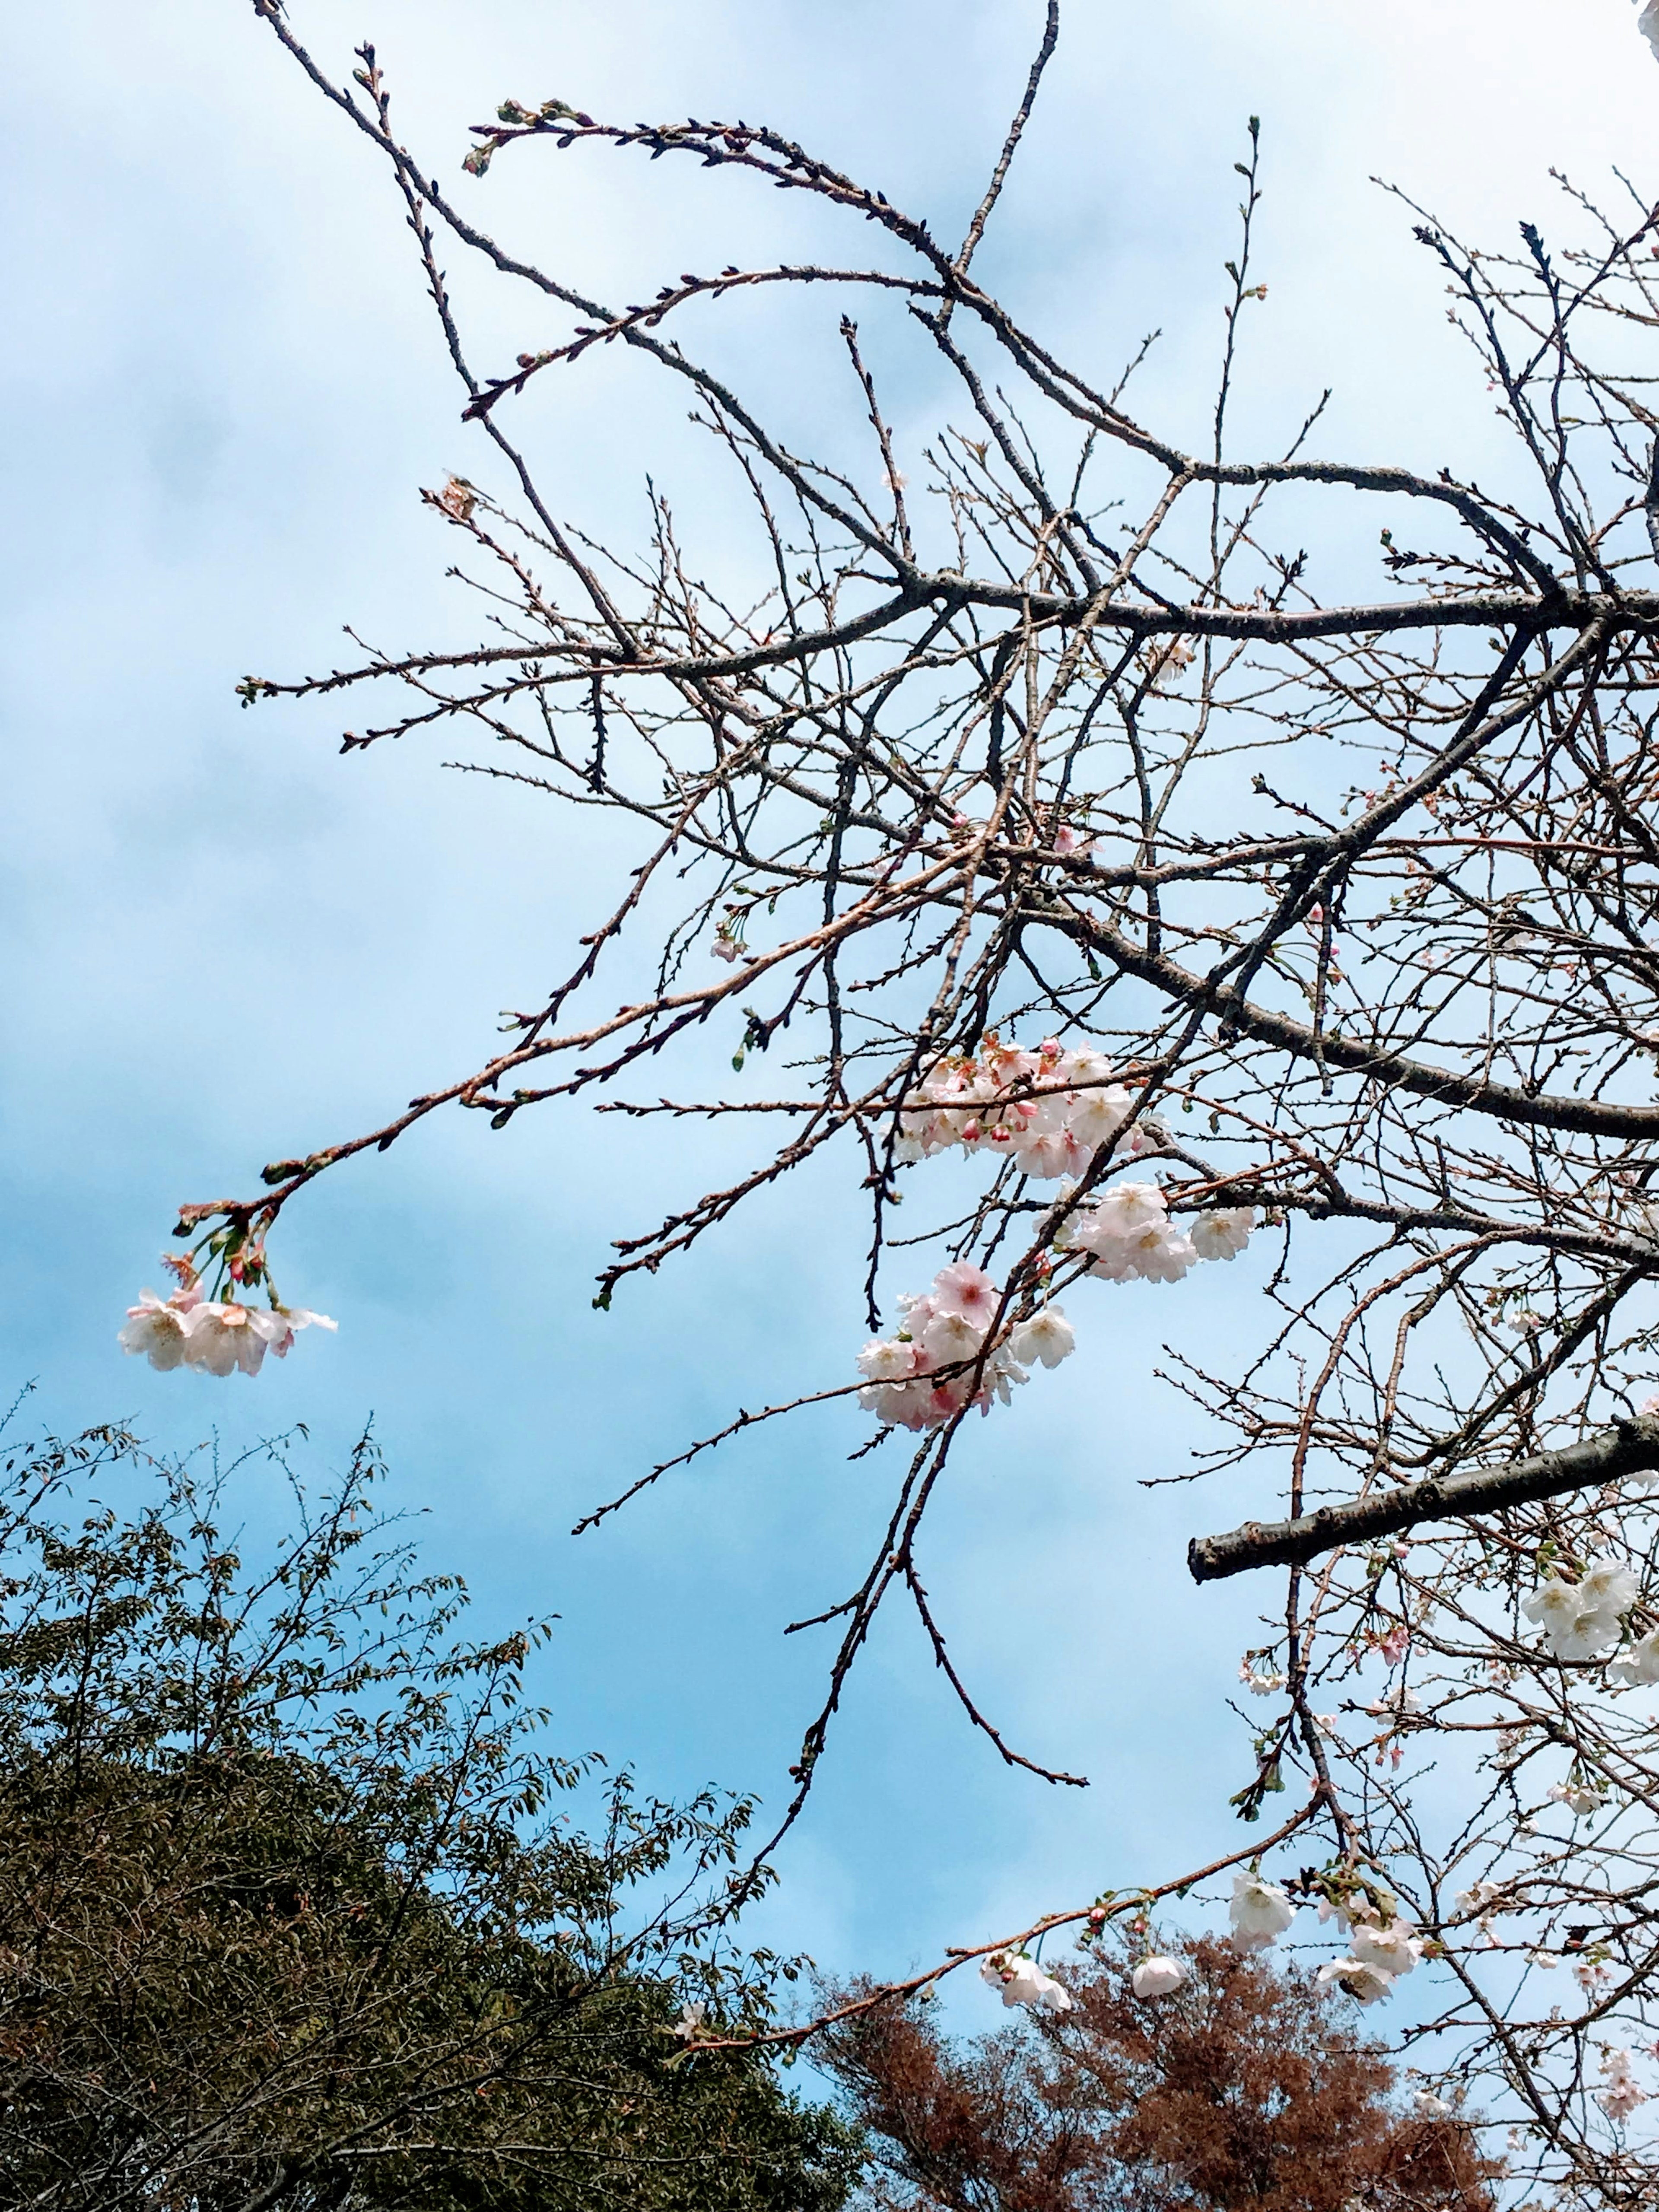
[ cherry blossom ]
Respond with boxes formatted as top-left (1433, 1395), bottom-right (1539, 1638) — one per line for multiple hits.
top-left (1069, 1179), bottom-right (1167, 1245)
top-left (880, 1041), bottom-right (1254, 1421)
top-left (931, 1262), bottom-right (1000, 1328)
top-left (1579, 1561), bottom-right (1640, 1619)
top-left (1610, 1629), bottom-right (1659, 1687)
top-left (1414, 2089), bottom-right (1456, 2119)
top-left (1007, 1307), bottom-right (1075, 1370)
top-left (184, 1302), bottom-right (297, 1377)
top-left (980, 1950), bottom-right (1073, 2014)
top-left (897, 1039), bottom-right (1139, 1182)
top-left (672, 1999), bottom-right (708, 2041)
top-left (1317, 1957), bottom-right (1395, 2007)
top-left (1089, 1219), bottom-right (1197, 1285)
top-left (1189, 1207), bottom-right (1258, 1262)
top-left (856, 1337), bottom-right (916, 1383)
top-left (118, 1286), bottom-right (201, 1371)
top-left (1522, 1568), bottom-right (1632, 1661)
top-left (921, 1309), bottom-right (988, 1366)
top-left (119, 1280), bottom-right (336, 1380)
top-left (1061, 1179), bottom-right (1222, 1287)
top-left (1065, 1080), bottom-right (1132, 1150)
top-left (1229, 1870), bottom-right (1296, 1952)
top-left (1548, 1777), bottom-right (1610, 1817)
top-left (1453, 1880), bottom-right (1506, 1919)
top-left (857, 1268), bottom-right (1074, 1429)
top-left (1599, 2047), bottom-right (1648, 2122)
top-left (1349, 1915), bottom-right (1423, 1977)
top-left (1131, 1955), bottom-right (1188, 1999)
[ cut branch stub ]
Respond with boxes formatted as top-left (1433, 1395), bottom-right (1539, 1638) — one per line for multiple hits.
top-left (1187, 1416), bottom-right (1659, 1584)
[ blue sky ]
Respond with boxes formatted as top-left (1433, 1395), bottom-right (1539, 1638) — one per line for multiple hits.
top-left (3, 0), bottom-right (1656, 2020)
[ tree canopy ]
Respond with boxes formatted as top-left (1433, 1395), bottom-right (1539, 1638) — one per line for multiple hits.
top-left (0, 1414), bottom-right (861, 2211)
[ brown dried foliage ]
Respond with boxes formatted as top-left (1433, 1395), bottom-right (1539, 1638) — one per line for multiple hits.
top-left (821, 1937), bottom-right (1498, 2212)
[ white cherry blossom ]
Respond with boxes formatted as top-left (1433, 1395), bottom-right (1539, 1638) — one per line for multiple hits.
top-left (1453, 1880), bottom-right (1506, 1918)
top-left (673, 1999), bottom-right (708, 2040)
top-left (1609, 1629), bottom-right (1659, 1687)
top-left (1065, 1082), bottom-right (1132, 1150)
top-left (983, 1346), bottom-right (1030, 1405)
top-left (921, 1309), bottom-right (989, 1366)
top-left (1548, 1777), bottom-right (1609, 1817)
top-left (1522, 1570), bottom-right (1629, 1661)
top-left (182, 1302), bottom-right (293, 1377)
top-left (1599, 2047), bottom-right (1647, 2121)
top-left (1349, 1916), bottom-right (1422, 1977)
top-left (1015, 1125), bottom-right (1091, 1181)
top-left (267, 1306), bottom-right (337, 1357)
top-left (980, 1950), bottom-right (1073, 2013)
top-left (1317, 1956), bottom-right (1395, 2006)
top-left (857, 1337), bottom-right (916, 1383)
top-left (119, 1282), bottom-right (335, 1379)
top-left (1007, 1307), bottom-right (1075, 1369)
top-left (1077, 1179), bottom-right (1168, 1243)
top-left (1578, 1561), bottom-right (1638, 1619)
top-left (1131, 1955), bottom-right (1188, 1999)
top-left (1090, 1220), bottom-right (1196, 1284)
top-left (1189, 1208), bottom-right (1257, 1263)
top-left (1229, 1870), bottom-right (1296, 1952)
top-left (118, 1287), bottom-right (200, 1370)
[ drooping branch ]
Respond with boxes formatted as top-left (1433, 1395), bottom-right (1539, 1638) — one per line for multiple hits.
top-left (1186, 1414), bottom-right (1659, 1583)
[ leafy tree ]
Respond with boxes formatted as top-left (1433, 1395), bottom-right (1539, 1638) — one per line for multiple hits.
top-left (0, 1413), bottom-right (861, 2211)
top-left (819, 1934), bottom-right (1497, 2212)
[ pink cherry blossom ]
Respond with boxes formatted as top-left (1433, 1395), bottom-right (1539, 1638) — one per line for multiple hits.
top-left (931, 1262), bottom-right (1000, 1327)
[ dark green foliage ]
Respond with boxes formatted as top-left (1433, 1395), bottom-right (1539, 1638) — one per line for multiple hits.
top-left (0, 1416), bottom-right (861, 2211)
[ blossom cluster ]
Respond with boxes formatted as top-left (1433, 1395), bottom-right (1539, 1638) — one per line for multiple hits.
top-left (1599, 2046), bottom-right (1648, 2123)
top-left (1314, 1905), bottom-right (1424, 2009)
top-left (856, 1262), bottom-right (1075, 1431)
top-left (980, 1949), bottom-right (1072, 2014)
top-left (1056, 1179), bottom-right (1255, 1285)
top-left (856, 1196), bottom-right (1254, 1430)
top-left (1523, 1563), bottom-right (1638, 1662)
top-left (1229, 1870), bottom-right (1422, 2009)
top-left (896, 1037), bottom-right (1154, 1180)
top-left (119, 1274), bottom-right (335, 1379)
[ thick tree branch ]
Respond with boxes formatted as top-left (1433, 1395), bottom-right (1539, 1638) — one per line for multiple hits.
top-left (1187, 1415), bottom-right (1659, 1583)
